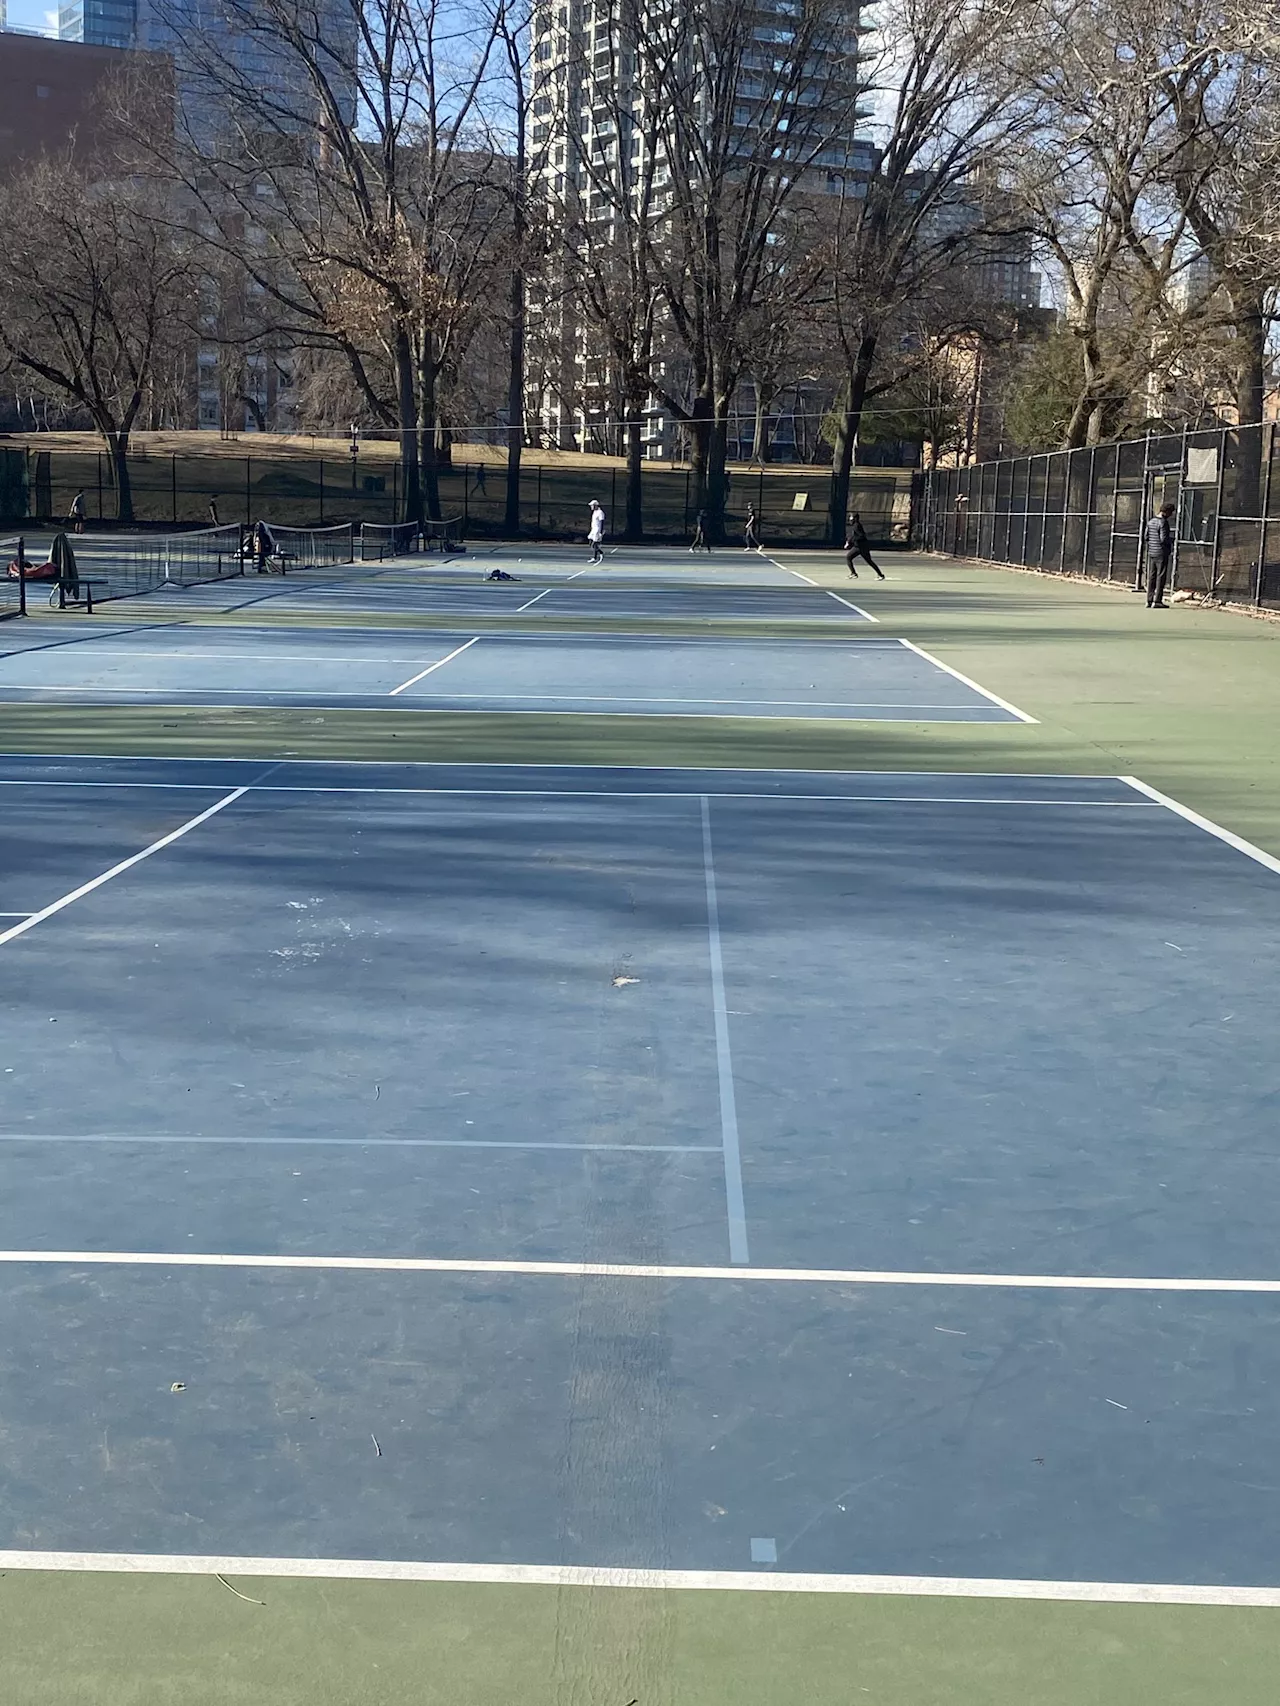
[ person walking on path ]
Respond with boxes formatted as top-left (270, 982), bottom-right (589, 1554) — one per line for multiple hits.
top-left (845, 510), bottom-right (886, 579)
top-left (1145, 504), bottom-right (1174, 606)
top-left (743, 504), bottom-right (762, 552)
top-left (689, 510), bottom-right (712, 552)
top-left (587, 499), bottom-right (606, 563)
top-left (207, 496), bottom-right (220, 527)
top-left (68, 491), bottom-right (86, 534)
top-left (473, 463), bottom-right (487, 496)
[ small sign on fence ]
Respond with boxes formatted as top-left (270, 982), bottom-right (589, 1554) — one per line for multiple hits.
top-left (792, 492), bottom-right (809, 510)
top-left (1186, 447), bottom-right (1219, 486)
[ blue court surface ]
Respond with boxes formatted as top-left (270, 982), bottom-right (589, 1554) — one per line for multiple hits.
top-left (0, 625), bottom-right (1023, 720)
top-left (120, 576), bottom-right (872, 621)
top-left (1, 756), bottom-right (1280, 1583)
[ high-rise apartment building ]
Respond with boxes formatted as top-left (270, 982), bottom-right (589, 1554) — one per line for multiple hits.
top-left (530, 0), bottom-right (870, 455)
top-left (56, 0), bottom-right (135, 47)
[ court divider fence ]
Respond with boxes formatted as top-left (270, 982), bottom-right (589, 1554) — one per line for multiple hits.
top-left (916, 421), bottom-right (1280, 611)
top-left (3, 442), bottom-right (916, 548)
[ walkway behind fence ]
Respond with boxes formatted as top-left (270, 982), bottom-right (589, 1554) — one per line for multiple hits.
top-left (918, 421), bottom-right (1280, 610)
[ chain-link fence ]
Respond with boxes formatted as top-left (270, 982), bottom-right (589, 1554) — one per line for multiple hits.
top-left (1, 441), bottom-right (914, 547)
top-left (917, 422), bottom-right (1280, 610)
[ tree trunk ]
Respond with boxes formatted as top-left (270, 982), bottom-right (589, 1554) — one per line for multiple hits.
top-left (395, 329), bottom-right (422, 525)
top-left (624, 403), bottom-right (643, 541)
top-left (687, 394), bottom-right (713, 527)
top-left (505, 261), bottom-right (525, 536)
top-left (826, 333), bottom-right (877, 546)
top-left (106, 430), bottom-right (134, 522)
top-left (707, 406), bottom-right (730, 543)
top-left (1235, 297), bottom-right (1266, 428)
top-left (752, 389), bottom-right (771, 462)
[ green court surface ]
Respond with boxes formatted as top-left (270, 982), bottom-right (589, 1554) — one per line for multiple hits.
top-left (2, 548), bottom-right (1280, 1704)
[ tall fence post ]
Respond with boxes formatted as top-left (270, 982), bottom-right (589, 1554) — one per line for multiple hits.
top-left (97, 453), bottom-right (104, 522)
top-left (245, 456), bottom-right (252, 525)
top-left (1209, 428), bottom-right (1227, 596)
top-left (171, 454), bottom-right (178, 526)
top-left (319, 459), bottom-right (325, 524)
top-left (536, 463), bottom-right (543, 534)
top-left (463, 469), bottom-right (470, 531)
top-left (1105, 441), bottom-right (1121, 581)
top-left (1255, 424), bottom-right (1274, 606)
top-left (610, 466), bottom-right (617, 521)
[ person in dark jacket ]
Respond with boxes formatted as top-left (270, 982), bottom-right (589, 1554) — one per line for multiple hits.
top-left (845, 511), bottom-right (886, 579)
top-left (1144, 504), bottom-right (1174, 606)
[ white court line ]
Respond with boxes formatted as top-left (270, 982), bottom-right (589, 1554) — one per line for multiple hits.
top-left (0, 788), bottom-right (248, 950)
top-left (1, 1249), bottom-right (1278, 1291)
top-left (784, 566), bottom-right (818, 585)
top-left (515, 588), bottom-right (553, 611)
top-left (387, 637), bottom-right (481, 696)
top-left (897, 639), bottom-right (1037, 724)
top-left (384, 693), bottom-right (1012, 712)
top-left (825, 591), bottom-right (878, 621)
top-left (0, 912), bottom-right (32, 918)
top-left (1121, 777), bottom-right (1280, 878)
top-left (0, 781), bottom-right (1146, 805)
top-left (0, 753), bottom-right (1126, 777)
top-left (0, 1551), bottom-right (1273, 1605)
top-left (0, 1134), bottom-right (719, 1153)
top-left (700, 797), bottom-right (749, 1265)
top-left (10, 650), bottom-right (430, 664)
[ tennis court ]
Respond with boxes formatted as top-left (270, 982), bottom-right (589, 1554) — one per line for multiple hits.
top-left (0, 754), bottom-right (1278, 1588)
top-left (0, 623), bottom-right (1025, 720)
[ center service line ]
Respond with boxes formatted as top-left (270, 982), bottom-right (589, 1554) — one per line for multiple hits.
top-left (700, 795), bottom-right (750, 1263)
top-left (388, 636), bottom-right (481, 695)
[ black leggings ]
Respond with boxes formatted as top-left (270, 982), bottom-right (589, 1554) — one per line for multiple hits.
top-left (846, 545), bottom-right (881, 576)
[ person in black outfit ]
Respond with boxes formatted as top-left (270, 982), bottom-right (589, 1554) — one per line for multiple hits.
top-left (845, 511), bottom-right (886, 579)
top-left (689, 510), bottom-right (712, 552)
top-left (1145, 504), bottom-right (1175, 607)
top-left (743, 504), bottom-right (761, 551)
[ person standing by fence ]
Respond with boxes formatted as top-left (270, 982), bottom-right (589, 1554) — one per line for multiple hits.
top-left (1145, 504), bottom-right (1174, 607)
top-left (68, 491), bottom-right (86, 534)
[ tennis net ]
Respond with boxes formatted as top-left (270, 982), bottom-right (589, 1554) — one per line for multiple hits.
top-left (422, 515), bottom-right (465, 553)
top-left (261, 522), bottom-right (355, 570)
top-left (360, 520), bottom-right (421, 561)
top-left (63, 525), bottom-right (246, 602)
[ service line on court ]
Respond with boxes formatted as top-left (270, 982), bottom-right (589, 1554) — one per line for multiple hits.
top-left (825, 591), bottom-right (878, 621)
top-left (0, 1550), bottom-right (1276, 1606)
top-left (387, 636), bottom-right (481, 696)
top-left (1122, 776), bottom-right (1280, 877)
top-left (0, 788), bottom-right (250, 950)
top-left (700, 796), bottom-right (750, 1264)
top-left (896, 639), bottom-right (1038, 723)
top-left (0, 1134), bottom-right (720, 1153)
top-left (2, 1250), bottom-right (1280, 1292)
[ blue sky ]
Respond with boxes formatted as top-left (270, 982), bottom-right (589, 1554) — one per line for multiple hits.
top-left (6, 0), bottom-right (57, 30)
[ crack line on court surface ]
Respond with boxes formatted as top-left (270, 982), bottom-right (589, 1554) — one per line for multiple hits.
top-left (700, 795), bottom-right (749, 1264)
top-left (387, 636), bottom-right (481, 695)
top-left (0, 1552), bottom-right (1271, 1604)
top-left (0, 786), bottom-right (251, 950)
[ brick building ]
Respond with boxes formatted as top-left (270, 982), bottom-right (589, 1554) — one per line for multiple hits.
top-left (0, 32), bottom-right (132, 175)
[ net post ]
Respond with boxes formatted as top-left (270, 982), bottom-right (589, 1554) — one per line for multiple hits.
top-left (18, 537), bottom-right (27, 616)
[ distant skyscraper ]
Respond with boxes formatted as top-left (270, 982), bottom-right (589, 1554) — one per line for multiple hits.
top-left (57, 0), bottom-right (136, 48)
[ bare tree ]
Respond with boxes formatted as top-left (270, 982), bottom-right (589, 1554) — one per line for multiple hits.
top-left (1159, 0), bottom-right (1280, 427)
top-left (824, 0), bottom-right (1037, 542)
top-left (0, 154), bottom-right (194, 519)
top-left (641, 0), bottom-right (863, 540)
top-left (132, 0), bottom-right (508, 523)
